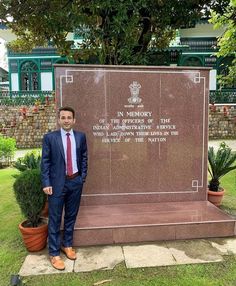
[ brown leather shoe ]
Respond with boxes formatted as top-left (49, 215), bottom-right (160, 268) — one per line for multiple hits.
top-left (61, 246), bottom-right (77, 260)
top-left (49, 256), bottom-right (65, 270)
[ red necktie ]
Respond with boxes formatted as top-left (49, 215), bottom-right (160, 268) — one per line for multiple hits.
top-left (66, 133), bottom-right (73, 176)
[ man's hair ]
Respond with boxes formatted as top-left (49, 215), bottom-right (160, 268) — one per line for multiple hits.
top-left (58, 106), bottom-right (75, 118)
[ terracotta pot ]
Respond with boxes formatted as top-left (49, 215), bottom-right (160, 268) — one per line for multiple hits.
top-left (19, 220), bottom-right (48, 252)
top-left (207, 188), bottom-right (225, 207)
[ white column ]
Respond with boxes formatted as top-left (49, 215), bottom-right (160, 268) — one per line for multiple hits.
top-left (41, 72), bottom-right (53, 91)
top-left (209, 69), bottom-right (217, 91)
top-left (11, 73), bottom-right (19, 91)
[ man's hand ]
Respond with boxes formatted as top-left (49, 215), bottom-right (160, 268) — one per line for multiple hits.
top-left (43, 186), bottom-right (53, 195)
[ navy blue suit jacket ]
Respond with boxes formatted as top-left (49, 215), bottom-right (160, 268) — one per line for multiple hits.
top-left (41, 130), bottom-right (88, 197)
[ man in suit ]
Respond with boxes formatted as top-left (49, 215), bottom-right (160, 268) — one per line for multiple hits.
top-left (41, 106), bottom-right (88, 270)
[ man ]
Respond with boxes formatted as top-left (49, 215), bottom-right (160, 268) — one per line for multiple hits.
top-left (41, 106), bottom-right (88, 270)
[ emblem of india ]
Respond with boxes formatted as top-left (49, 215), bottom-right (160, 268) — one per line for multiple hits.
top-left (128, 81), bottom-right (142, 104)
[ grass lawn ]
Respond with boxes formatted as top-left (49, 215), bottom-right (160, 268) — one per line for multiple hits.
top-left (220, 169), bottom-right (236, 216)
top-left (214, 156), bottom-right (236, 216)
top-left (0, 168), bottom-right (27, 286)
top-left (0, 167), bottom-right (236, 286)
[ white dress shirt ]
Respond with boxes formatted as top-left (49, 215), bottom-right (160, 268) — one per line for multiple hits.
top-left (60, 128), bottom-right (78, 175)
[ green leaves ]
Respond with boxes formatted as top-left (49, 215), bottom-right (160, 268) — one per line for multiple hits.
top-left (211, 0), bottom-right (236, 87)
top-left (208, 142), bottom-right (236, 191)
top-left (0, 135), bottom-right (16, 166)
top-left (13, 151), bottom-right (41, 172)
top-left (0, 0), bottom-right (211, 65)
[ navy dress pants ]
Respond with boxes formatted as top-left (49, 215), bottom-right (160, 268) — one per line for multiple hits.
top-left (48, 176), bottom-right (83, 256)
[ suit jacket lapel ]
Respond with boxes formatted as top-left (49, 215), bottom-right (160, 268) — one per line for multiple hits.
top-left (73, 131), bottom-right (80, 149)
top-left (56, 130), bottom-right (65, 161)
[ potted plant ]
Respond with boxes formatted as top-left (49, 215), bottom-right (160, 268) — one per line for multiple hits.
top-left (208, 142), bottom-right (236, 206)
top-left (14, 151), bottom-right (48, 217)
top-left (13, 168), bottom-right (48, 251)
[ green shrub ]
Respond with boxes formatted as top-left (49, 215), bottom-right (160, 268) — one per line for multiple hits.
top-left (0, 134), bottom-right (16, 165)
top-left (13, 169), bottom-right (46, 227)
top-left (208, 142), bottom-right (236, 192)
top-left (14, 151), bottom-right (41, 171)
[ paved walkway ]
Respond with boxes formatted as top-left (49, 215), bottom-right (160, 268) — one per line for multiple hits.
top-left (19, 237), bottom-right (236, 276)
top-left (14, 139), bottom-right (236, 161)
top-left (208, 139), bottom-right (236, 151)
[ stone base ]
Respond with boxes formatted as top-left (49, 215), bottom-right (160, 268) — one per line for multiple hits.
top-left (70, 201), bottom-right (235, 246)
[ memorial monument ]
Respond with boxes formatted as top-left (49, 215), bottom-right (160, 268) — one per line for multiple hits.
top-left (55, 65), bottom-right (235, 246)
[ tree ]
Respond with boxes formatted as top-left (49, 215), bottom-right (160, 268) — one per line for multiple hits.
top-left (0, 0), bottom-right (211, 65)
top-left (210, 0), bottom-right (236, 87)
top-left (0, 135), bottom-right (16, 165)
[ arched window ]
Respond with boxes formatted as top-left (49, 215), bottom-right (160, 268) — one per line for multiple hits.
top-left (20, 61), bottom-right (39, 91)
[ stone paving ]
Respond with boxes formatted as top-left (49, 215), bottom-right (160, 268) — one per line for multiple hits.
top-left (19, 237), bottom-right (236, 276)
top-left (208, 139), bottom-right (236, 151)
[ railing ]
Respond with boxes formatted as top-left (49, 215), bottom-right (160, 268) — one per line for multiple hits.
top-left (180, 38), bottom-right (218, 52)
top-left (0, 90), bottom-right (55, 106)
top-left (8, 47), bottom-right (58, 57)
top-left (209, 90), bottom-right (236, 104)
top-left (0, 89), bottom-right (235, 105)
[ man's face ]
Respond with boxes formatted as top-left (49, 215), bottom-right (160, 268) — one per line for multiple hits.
top-left (58, 110), bottom-right (75, 131)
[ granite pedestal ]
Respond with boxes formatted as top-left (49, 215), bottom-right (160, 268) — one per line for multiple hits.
top-left (55, 65), bottom-right (235, 246)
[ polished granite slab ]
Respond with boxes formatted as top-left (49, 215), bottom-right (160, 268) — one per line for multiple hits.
top-left (55, 65), bottom-right (232, 247)
top-left (71, 201), bottom-right (235, 246)
top-left (55, 65), bottom-right (210, 204)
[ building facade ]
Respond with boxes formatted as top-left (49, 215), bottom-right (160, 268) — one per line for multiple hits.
top-left (0, 20), bottom-right (235, 102)
top-left (8, 47), bottom-right (67, 93)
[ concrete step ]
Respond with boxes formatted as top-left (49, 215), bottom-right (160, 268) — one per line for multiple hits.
top-left (70, 201), bottom-right (236, 246)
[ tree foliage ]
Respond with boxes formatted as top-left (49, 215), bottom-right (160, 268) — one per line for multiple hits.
top-left (210, 0), bottom-right (236, 86)
top-left (0, 0), bottom-right (211, 64)
top-left (0, 134), bottom-right (16, 165)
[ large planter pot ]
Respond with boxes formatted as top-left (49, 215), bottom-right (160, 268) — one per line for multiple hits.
top-left (207, 188), bottom-right (225, 207)
top-left (19, 220), bottom-right (48, 252)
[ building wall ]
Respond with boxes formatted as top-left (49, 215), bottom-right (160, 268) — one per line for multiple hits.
top-left (0, 103), bottom-right (235, 148)
top-left (209, 105), bottom-right (236, 139)
top-left (0, 104), bottom-right (56, 148)
top-left (7, 51), bottom-right (64, 91)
